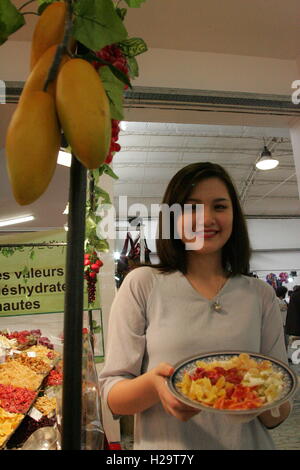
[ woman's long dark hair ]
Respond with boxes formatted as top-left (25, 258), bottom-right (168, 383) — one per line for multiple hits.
top-left (154, 162), bottom-right (251, 276)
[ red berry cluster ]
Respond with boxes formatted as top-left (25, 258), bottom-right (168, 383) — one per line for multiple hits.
top-left (94, 44), bottom-right (129, 76)
top-left (93, 44), bottom-right (129, 164)
top-left (84, 252), bottom-right (103, 304)
top-left (105, 119), bottom-right (121, 164)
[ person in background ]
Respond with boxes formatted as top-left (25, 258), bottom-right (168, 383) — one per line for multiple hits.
top-left (275, 286), bottom-right (288, 350)
top-left (287, 290), bottom-right (294, 304)
top-left (286, 285), bottom-right (300, 343)
top-left (99, 162), bottom-right (290, 450)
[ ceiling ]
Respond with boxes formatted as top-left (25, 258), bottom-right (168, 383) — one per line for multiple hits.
top-left (114, 121), bottom-right (299, 218)
top-left (1, 0), bottom-right (300, 234)
top-left (11, 0), bottom-right (300, 60)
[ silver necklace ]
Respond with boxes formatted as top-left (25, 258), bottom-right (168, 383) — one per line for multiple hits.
top-left (212, 299), bottom-right (222, 312)
top-left (212, 277), bottom-right (227, 312)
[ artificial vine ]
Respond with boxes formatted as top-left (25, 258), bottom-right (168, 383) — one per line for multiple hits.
top-left (84, 164), bottom-right (118, 306)
top-left (1, 0), bottom-right (148, 308)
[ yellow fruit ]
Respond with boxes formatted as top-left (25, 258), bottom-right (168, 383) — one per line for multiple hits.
top-left (21, 45), bottom-right (70, 100)
top-left (30, 2), bottom-right (66, 70)
top-left (6, 91), bottom-right (61, 205)
top-left (56, 59), bottom-right (111, 169)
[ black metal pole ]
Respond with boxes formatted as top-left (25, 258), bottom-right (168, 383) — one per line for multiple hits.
top-left (61, 155), bottom-right (87, 450)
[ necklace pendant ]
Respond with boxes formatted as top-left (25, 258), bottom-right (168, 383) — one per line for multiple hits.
top-left (212, 301), bottom-right (222, 312)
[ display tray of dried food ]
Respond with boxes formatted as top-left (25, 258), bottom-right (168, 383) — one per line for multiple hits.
top-left (0, 331), bottom-right (62, 450)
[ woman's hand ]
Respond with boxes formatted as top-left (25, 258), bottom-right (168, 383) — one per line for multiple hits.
top-left (150, 362), bottom-right (201, 422)
top-left (258, 401), bottom-right (291, 428)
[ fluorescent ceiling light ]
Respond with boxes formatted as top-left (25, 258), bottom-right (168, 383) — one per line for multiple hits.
top-left (57, 150), bottom-right (71, 167)
top-left (0, 215), bottom-right (35, 227)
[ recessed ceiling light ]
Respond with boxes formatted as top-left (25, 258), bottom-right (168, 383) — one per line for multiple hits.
top-left (0, 215), bottom-right (35, 227)
top-left (57, 150), bottom-right (71, 167)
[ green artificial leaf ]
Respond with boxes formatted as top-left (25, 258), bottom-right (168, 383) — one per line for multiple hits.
top-left (92, 320), bottom-right (101, 333)
top-left (100, 164), bottom-right (119, 180)
top-left (127, 56), bottom-right (139, 79)
top-left (96, 187), bottom-right (111, 205)
top-left (83, 51), bottom-right (131, 88)
top-left (116, 7), bottom-right (127, 21)
top-left (108, 63), bottom-right (131, 88)
top-left (86, 218), bottom-right (97, 241)
top-left (36, 0), bottom-right (57, 4)
top-left (119, 37), bottom-right (147, 57)
top-left (87, 227), bottom-right (97, 241)
top-left (37, 1), bottom-right (55, 15)
top-left (21, 266), bottom-right (29, 284)
top-left (73, 0), bottom-right (128, 51)
top-left (0, 247), bottom-right (13, 257)
top-left (100, 65), bottom-right (124, 121)
top-left (0, 0), bottom-right (25, 45)
top-left (123, 0), bottom-right (147, 7)
top-left (0, 21), bottom-right (7, 45)
top-left (88, 169), bottom-right (100, 186)
top-left (93, 238), bottom-right (110, 252)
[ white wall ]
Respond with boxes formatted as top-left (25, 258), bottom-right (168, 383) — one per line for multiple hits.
top-left (247, 219), bottom-right (300, 250)
top-left (0, 42), bottom-right (297, 97)
top-left (134, 48), bottom-right (297, 95)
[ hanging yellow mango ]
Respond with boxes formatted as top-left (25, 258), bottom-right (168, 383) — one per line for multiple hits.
top-left (21, 44), bottom-right (70, 100)
top-left (56, 58), bottom-right (112, 169)
top-left (30, 2), bottom-right (67, 70)
top-left (6, 91), bottom-right (61, 205)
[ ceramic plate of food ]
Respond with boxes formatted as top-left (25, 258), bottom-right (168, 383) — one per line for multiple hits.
top-left (167, 351), bottom-right (298, 415)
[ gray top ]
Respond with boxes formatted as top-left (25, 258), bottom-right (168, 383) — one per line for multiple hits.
top-left (99, 267), bottom-right (288, 450)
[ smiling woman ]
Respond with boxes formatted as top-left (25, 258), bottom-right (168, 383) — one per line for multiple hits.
top-left (177, 178), bottom-right (233, 255)
top-left (99, 161), bottom-right (291, 450)
top-left (156, 162), bottom-right (250, 276)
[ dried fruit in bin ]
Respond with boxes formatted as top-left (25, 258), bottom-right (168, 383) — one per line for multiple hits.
top-left (0, 329), bottom-right (54, 351)
top-left (5, 414), bottom-right (56, 450)
top-left (35, 397), bottom-right (57, 416)
top-left (0, 407), bottom-right (23, 448)
top-left (0, 384), bottom-right (37, 414)
top-left (0, 361), bottom-right (42, 391)
top-left (45, 369), bottom-right (63, 387)
top-left (24, 345), bottom-right (60, 365)
top-left (7, 354), bottom-right (51, 375)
